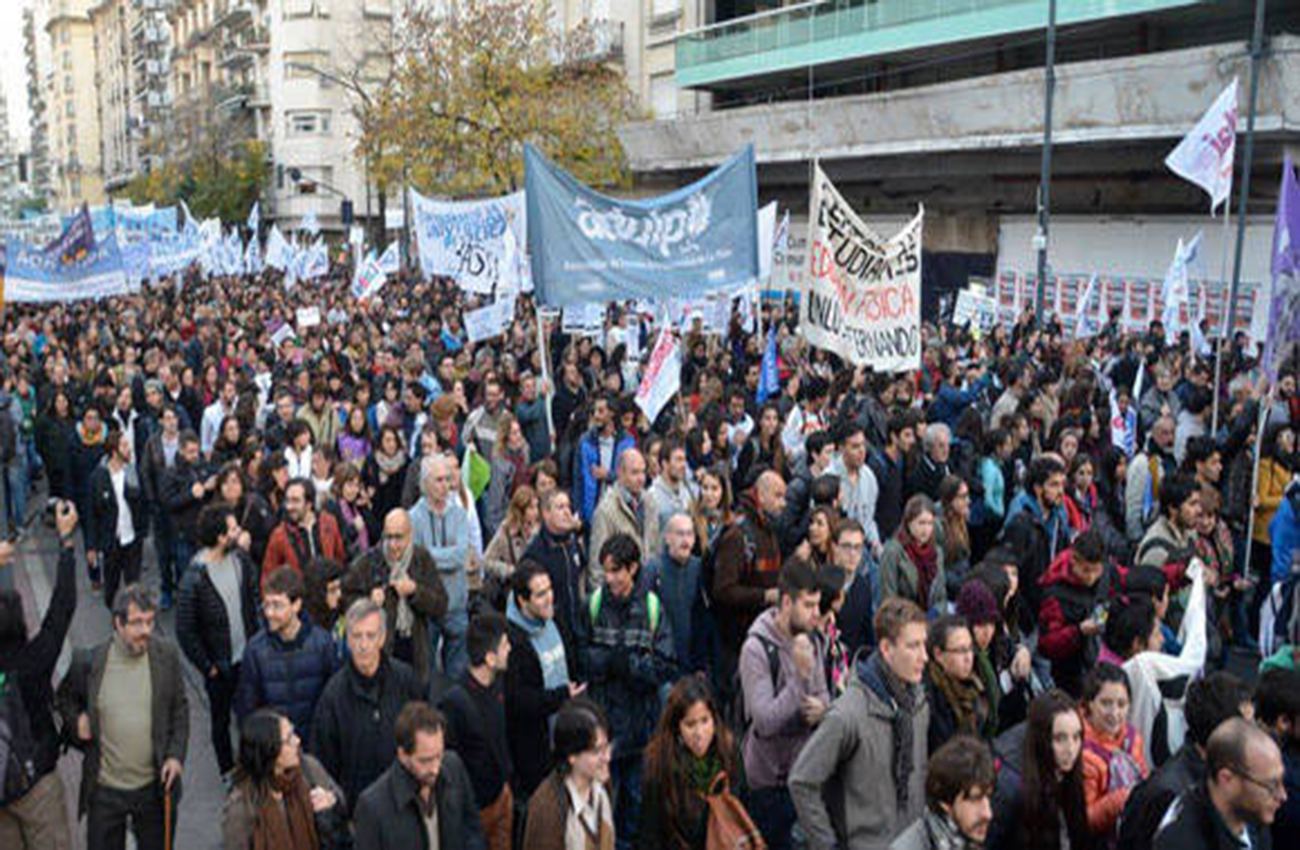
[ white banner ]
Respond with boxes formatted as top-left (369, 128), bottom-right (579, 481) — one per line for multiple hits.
top-left (953, 289), bottom-right (999, 334)
top-left (562, 302), bottom-right (605, 336)
top-left (464, 297), bottom-right (516, 343)
top-left (410, 189), bottom-right (530, 294)
top-left (296, 306), bottom-right (322, 329)
top-left (635, 327), bottom-right (681, 424)
top-left (801, 165), bottom-right (923, 372)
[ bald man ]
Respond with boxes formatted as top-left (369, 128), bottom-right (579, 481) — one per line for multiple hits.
top-left (347, 507), bottom-right (449, 688)
top-left (587, 447), bottom-right (648, 592)
top-left (712, 469), bottom-right (787, 668)
top-left (643, 513), bottom-right (704, 672)
top-left (1154, 717), bottom-right (1286, 850)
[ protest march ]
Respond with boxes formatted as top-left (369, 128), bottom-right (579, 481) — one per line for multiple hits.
top-left (0, 77), bottom-right (1297, 850)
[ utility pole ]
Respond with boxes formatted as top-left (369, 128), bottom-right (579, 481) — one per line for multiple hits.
top-left (1225, 0), bottom-right (1267, 336)
top-left (1035, 0), bottom-right (1058, 322)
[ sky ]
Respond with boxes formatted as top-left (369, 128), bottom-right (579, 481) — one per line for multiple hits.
top-left (0, 0), bottom-right (31, 150)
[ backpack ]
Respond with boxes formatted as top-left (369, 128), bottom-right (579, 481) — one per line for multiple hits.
top-left (589, 586), bottom-right (661, 633)
top-left (699, 516), bottom-right (759, 611)
top-left (731, 633), bottom-right (782, 736)
top-left (1259, 571), bottom-right (1300, 658)
top-left (0, 672), bottom-right (39, 806)
top-left (704, 771), bottom-right (767, 850)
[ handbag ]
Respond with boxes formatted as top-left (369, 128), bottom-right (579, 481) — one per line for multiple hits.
top-left (704, 772), bottom-right (766, 850)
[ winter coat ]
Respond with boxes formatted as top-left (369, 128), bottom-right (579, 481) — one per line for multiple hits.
top-left (516, 396), bottom-right (551, 461)
top-left (56, 636), bottom-right (190, 817)
top-left (139, 429), bottom-right (179, 509)
top-left (234, 622), bottom-right (340, 743)
top-left (712, 497), bottom-right (783, 654)
top-left (504, 600), bottom-right (571, 798)
top-left (1153, 781), bottom-right (1272, 850)
top-left (643, 476), bottom-right (695, 562)
top-left (1082, 716), bottom-right (1149, 837)
top-left (579, 583), bottom-right (676, 754)
top-left (576, 428), bottom-right (636, 523)
top-left (1037, 548), bottom-right (1102, 697)
top-left (85, 460), bottom-right (146, 554)
top-left (353, 752), bottom-right (485, 850)
top-left (587, 482), bottom-right (646, 592)
top-left (1002, 490), bottom-right (1072, 627)
top-left (35, 414), bottom-right (77, 499)
top-left (789, 652), bottom-right (929, 850)
top-left (879, 536), bottom-right (948, 612)
top-left (1255, 458), bottom-right (1291, 544)
top-left (262, 514), bottom-right (347, 585)
top-left (643, 551), bottom-right (706, 673)
top-left (1118, 744), bottom-right (1204, 850)
top-left (739, 607), bottom-right (830, 790)
top-left (440, 674), bottom-right (512, 809)
top-left (161, 459), bottom-right (209, 544)
top-left (523, 527), bottom-right (588, 673)
top-left (175, 548), bottom-right (262, 676)
top-left (309, 656), bottom-right (425, 813)
top-left (341, 546), bottom-right (449, 689)
top-left (222, 753), bottom-right (349, 850)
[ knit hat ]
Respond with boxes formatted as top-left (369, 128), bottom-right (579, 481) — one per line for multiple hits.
top-left (956, 579), bottom-right (1000, 626)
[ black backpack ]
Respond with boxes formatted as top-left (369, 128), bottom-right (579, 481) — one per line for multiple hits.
top-left (0, 672), bottom-right (39, 806)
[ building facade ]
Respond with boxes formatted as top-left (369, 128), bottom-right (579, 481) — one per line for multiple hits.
top-left (47, 0), bottom-right (106, 210)
top-left (616, 0), bottom-right (1300, 306)
top-left (23, 3), bottom-right (54, 206)
top-left (90, 0), bottom-right (137, 192)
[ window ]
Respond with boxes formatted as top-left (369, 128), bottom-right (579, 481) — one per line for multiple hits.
top-left (64, 75), bottom-right (73, 94)
top-left (66, 101), bottom-right (74, 117)
top-left (62, 52), bottom-right (72, 70)
top-left (285, 51), bottom-right (330, 81)
top-left (287, 110), bottom-right (331, 135)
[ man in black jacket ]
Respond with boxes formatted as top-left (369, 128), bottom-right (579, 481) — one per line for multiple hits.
top-left (1154, 718), bottom-right (1285, 850)
top-left (310, 596), bottom-right (424, 812)
top-left (160, 430), bottom-right (214, 583)
top-left (86, 427), bottom-right (145, 611)
top-left (441, 611), bottom-right (513, 850)
top-left (1120, 672), bottom-right (1253, 850)
top-left (0, 501), bottom-right (79, 849)
top-left (354, 701), bottom-right (485, 850)
top-left (522, 488), bottom-right (586, 674)
top-left (175, 505), bottom-right (260, 777)
top-left (139, 404), bottom-right (183, 609)
top-left (57, 583), bottom-right (189, 850)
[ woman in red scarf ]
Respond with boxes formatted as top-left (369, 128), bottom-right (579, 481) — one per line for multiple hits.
top-left (879, 494), bottom-right (949, 613)
top-left (1062, 453), bottom-right (1099, 533)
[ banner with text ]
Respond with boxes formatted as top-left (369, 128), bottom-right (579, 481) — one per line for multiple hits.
top-left (410, 189), bottom-right (530, 295)
top-left (525, 143), bottom-right (759, 307)
top-left (801, 165), bottom-right (923, 372)
top-left (5, 233), bottom-right (133, 303)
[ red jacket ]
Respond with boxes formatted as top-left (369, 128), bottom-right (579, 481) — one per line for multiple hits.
top-left (261, 513), bottom-right (346, 587)
top-left (1036, 549), bottom-right (1101, 661)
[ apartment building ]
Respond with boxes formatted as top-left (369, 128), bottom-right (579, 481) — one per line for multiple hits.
top-left (618, 0), bottom-right (1300, 298)
top-left (46, 0), bottom-right (106, 210)
top-left (23, 3), bottom-right (53, 205)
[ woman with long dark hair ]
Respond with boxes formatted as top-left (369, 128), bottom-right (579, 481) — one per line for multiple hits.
top-left (214, 463), bottom-right (275, 568)
top-left (362, 425), bottom-right (407, 523)
top-left (988, 690), bottom-right (1091, 850)
top-left (222, 709), bottom-right (347, 850)
top-left (879, 495), bottom-right (949, 612)
top-left (937, 475), bottom-right (972, 595)
top-left (638, 676), bottom-right (752, 850)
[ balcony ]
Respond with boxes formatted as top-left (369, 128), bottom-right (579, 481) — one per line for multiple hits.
top-left (215, 1), bottom-right (255, 30)
top-left (577, 20), bottom-right (625, 64)
top-left (675, 0), bottom-right (1212, 89)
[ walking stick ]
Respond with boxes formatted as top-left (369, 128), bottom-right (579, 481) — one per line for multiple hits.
top-left (164, 784), bottom-right (173, 850)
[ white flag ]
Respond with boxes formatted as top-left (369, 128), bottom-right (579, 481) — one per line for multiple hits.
top-left (635, 327), bottom-right (681, 425)
top-left (1165, 79), bottom-right (1238, 214)
top-left (1162, 231), bottom-right (1202, 344)
top-left (247, 201), bottom-right (260, 233)
top-left (301, 210), bottom-right (321, 236)
top-left (265, 226), bottom-right (293, 271)
top-left (1075, 274), bottom-right (1098, 339)
top-left (377, 242), bottom-right (400, 275)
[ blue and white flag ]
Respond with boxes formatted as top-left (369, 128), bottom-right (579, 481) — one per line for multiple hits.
top-left (1075, 274), bottom-right (1099, 339)
top-left (265, 226), bottom-right (293, 271)
top-left (410, 189), bottom-right (529, 294)
top-left (756, 328), bottom-right (779, 404)
top-left (524, 143), bottom-right (759, 307)
top-left (351, 249), bottom-right (387, 300)
top-left (1161, 231), bottom-right (1202, 344)
top-left (6, 232), bottom-right (132, 303)
top-left (303, 238), bottom-right (329, 280)
top-left (247, 202), bottom-right (260, 233)
top-left (301, 210), bottom-right (320, 237)
top-left (377, 241), bottom-right (401, 275)
top-left (244, 236), bottom-right (263, 276)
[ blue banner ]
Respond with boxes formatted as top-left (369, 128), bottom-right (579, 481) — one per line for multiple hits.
top-left (43, 204), bottom-right (97, 264)
top-left (524, 144), bottom-right (759, 307)
top-left (6, 232), bottom-right (133, 303)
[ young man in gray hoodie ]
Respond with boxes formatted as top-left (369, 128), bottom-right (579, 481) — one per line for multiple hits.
top-left (790, 596), bottom-right (931, 850)
top-left (741, 558), bottom-right (830, 850)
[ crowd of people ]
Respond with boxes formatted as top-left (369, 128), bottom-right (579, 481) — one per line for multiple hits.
top-left (0, 265), bottom-right (1297, 850)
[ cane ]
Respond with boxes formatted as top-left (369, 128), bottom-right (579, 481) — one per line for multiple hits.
top-left (164, 784), bottom-right (173, 850)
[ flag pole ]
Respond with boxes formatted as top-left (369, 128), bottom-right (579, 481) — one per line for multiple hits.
top-left (1241, 387), bottom-right (1273, 588)
top-left (1211, 191), bottom-right (1233, 434)
top-left (1224, 0), bottom-right (1267, 346)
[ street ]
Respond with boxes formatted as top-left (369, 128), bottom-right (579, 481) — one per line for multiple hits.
top-left (12, 509), bottom-right (226, 850)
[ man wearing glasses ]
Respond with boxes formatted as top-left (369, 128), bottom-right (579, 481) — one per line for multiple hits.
top-left (1154, 717), bottom-right (1287, 850)
top-left (832, 519), bottom-right (875, 659)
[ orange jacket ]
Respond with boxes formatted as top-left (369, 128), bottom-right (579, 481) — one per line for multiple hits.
top-left (1081, 715), bottom-right (1149, 837)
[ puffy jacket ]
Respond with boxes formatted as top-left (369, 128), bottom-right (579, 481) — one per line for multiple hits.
top-left (234, 622), bottom-right (339, 742)
top-left (310, 656), bottom-right (425, 813)
top-left (1082, 716), bottom-right (1148, 837)
top-left (176, 548), bottom-right (261, 676)
top-left (261, 514), bottom-right (347, 586)
top-left (1036, 548), bottom-right (1101, 696)
top-left (579, 584), bottom-right (676, 754)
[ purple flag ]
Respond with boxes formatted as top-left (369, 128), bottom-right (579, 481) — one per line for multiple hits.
top-left (42, 203), bottom-right (97, 266)
top-left (1263, 156), bottom-right (1300, 378)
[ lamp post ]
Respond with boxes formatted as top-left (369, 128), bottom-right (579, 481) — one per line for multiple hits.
top-left (1034, 0), bottom-right (1058, 322)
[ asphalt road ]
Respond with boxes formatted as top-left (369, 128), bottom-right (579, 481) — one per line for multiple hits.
top-left (12, 508), bottom-right (226, 850)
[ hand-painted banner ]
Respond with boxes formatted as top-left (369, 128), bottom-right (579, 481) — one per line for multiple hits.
top-left (5, 233), bottom-right (133, 303)
top-left (801, 165), bottom-right (923, 372)
top-left (524, 144), bottom-right (758, 307)
top-left (410, 189), bottom-right (530, 295)
top-left (953, 289), bottom-right (999, 334)
top-left (635, 327), bottom-right (681, 425)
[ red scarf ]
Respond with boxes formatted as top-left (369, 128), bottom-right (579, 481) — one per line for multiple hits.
top-left (903, 536), bottom-right (939, 608)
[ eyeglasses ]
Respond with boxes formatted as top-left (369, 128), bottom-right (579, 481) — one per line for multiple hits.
top-left (1228, 766), bottom-right (1286, 798)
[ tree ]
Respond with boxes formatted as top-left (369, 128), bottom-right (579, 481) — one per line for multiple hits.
top-left (121, 141), bottom-right (269, 224)
top-left (367, 0), bottom-right (641, 198)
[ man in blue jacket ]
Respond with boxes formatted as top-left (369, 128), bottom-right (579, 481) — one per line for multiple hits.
top-left (577, 394), bottom-right (635, 524)
top-left (235, 566), bottom-right (339, 742)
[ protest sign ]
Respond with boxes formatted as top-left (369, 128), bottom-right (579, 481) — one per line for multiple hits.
top-left (464, 297), bottom-right (516, 343)
top-left (953, 289), bottom-right (999, 334)
top-left (5, 232), bottom-right (133, 303)
top-left (635, 327), bottom-right (681, 424)
top-left (270, 322), bottom-right (296, 347)
top-left (562, 302), bottom-right (605, 336)
top-left (800, 165), bottom-right (923, 372)
top-left (351, 251), bottom-right (387, 301)
top-left (410, 189), bottom-right (529, 294)
top-left (296, 306), bottom-right (322, 329)
top-left (525, 143), bottom-right (758, 307)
